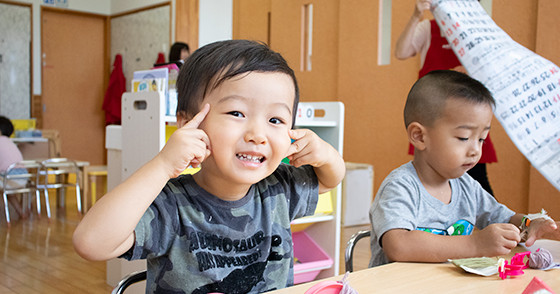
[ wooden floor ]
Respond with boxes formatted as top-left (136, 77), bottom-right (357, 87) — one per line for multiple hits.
top-left (0, 196), bottom-right (372, 293)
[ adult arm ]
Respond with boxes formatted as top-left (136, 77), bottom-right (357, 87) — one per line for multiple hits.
top-left (395, 0), bottom-right (432, 60)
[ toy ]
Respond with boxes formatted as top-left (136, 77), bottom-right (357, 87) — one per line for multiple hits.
top-left (498, 251), bottom-right (531, 279)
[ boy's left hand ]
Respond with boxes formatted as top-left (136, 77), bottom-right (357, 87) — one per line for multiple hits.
top-left (286, 129), bottom-right (330, 168)
top-left (286, 128), bottom-right (345, 193)
top-left (524, 219), bottom-right (559, 247)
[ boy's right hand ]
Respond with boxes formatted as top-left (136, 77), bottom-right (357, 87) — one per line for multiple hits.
top-left (471, 223), bottom-right (520, 257)
top-left (157, 104), bottom-right (212, 178)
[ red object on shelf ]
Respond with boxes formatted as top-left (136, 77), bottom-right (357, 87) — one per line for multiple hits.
top-left (293, 231), bottom-right (334, 284)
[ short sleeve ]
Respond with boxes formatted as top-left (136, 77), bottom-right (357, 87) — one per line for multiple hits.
top-left (370, 176), bottom-right (420, 246)
top-left (120, 183), bottom-right (182, 260)
top-left (272, 164), bottom-right (319, 220)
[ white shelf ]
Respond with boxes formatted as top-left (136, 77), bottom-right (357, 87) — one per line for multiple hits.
top-left (296, 121), bottom-right (337, 127)
top-left (291, 214), bottom-right (334, 225)
top-left (164, 115), bottom-right (176, 123)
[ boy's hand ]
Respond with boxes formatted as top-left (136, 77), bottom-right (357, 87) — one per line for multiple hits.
top-left (157, 104), bottom-right (211, 178)
top-left (472, 223), bottom-right (520, 257)
top-left (286, 129), bottom-right (345, 193)
top-left (286, 129), bottom-right (330, 168)
top-left (524, 219), bottom-right (558, 247)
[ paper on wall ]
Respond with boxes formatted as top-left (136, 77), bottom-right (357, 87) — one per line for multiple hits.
top-left (431, 0), bottom-right (560, 192)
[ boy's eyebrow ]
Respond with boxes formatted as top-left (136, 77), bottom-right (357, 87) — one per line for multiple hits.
top-left (217, 95), bottom-right (293, 114)
top-left (456, 125), bottom-right (491, 131)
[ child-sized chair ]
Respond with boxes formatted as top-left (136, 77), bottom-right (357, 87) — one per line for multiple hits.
top-left (1, 160), bottom-right (43, 225)
top-left (83, 165), bottom-right (107, 213)
top-left (112, 270), bottom-right (147, 294)
top-left (344, 230), bottom-right (371, 272)
top-left (38, 158), bottom-right (82, 215)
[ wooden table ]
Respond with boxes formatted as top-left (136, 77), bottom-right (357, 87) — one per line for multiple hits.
top-left (271, 241), bottom-right (560, 293)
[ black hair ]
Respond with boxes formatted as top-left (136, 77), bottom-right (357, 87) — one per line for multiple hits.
top-left (404, 70), bottom-right (495, 128)
top-left (176, 39), bottom-right (300, 127)
top-left (0, 116), bottom-right (15, 137)
top-left (169, 42), bottom-right (190, 62)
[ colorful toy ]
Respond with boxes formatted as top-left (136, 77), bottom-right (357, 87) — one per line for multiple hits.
top-left (498, 251), bottom-right (531, 279)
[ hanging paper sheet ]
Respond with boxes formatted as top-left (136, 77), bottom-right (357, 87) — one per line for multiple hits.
top-left (431, 0), bottom-right (560, 191)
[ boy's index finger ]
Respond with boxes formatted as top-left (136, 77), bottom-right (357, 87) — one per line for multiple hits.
top-left (289, 129), bottom-right (306, 140)
top-left (286, 129), bottom-right (307, 157)
top-left (183, 103), bottom-right (210, 129)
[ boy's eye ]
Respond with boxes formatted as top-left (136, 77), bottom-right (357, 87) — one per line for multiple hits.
top-left (457, 137), bottom-right (468, 142)
top-left (479, 138), bottom-right (486, 143)
top-left (269, 117), bottom-right (284, 125)
top-left (228, 111), bottom-right (244, 118)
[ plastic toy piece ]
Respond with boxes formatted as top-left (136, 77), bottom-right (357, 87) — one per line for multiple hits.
top-left (510, 251), bottom-right (531, 270)
top-left (304, 280), bottom-right (343, 294)
top-left (498, 251), bottom-right (532, 279)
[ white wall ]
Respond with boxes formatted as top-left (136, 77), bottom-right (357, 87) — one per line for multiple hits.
top-left (199, 0), bottom-right (233, 47)
top-left (110, 0), bottom-right (169, 14)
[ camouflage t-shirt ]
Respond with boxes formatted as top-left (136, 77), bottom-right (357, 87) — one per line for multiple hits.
top-left (121, 163), bottom-right (319, 293)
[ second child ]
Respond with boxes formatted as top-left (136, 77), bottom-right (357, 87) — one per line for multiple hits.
top-left (369, 70), bottom-right (559, 267)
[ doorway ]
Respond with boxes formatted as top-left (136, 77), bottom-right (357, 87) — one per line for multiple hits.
top-left (41, 9), bottom-right (106, 164)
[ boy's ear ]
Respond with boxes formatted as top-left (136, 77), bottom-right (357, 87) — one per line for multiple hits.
top-left (407, 122), bottom-right (427, 151)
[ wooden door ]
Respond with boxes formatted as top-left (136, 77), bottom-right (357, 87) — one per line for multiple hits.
top-left (42, 9), bottom-right (106, 165)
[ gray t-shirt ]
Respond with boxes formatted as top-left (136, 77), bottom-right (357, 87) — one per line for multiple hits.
top-left (369, 161), bottom-right (515, 267)
top-left (122, 163), bottom-right (318, 293)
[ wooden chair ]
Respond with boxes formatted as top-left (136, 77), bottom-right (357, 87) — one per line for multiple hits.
top-left (112, 270), bottom-right (147, 294)
top-left (38, 158), bottom-right (82, 215)
top-left (1, 160), bottom-right (42, 225)
top-left (344, 230), bottom-right (371, 272)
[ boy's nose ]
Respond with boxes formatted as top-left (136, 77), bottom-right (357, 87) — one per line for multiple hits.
top-left (468, 141), bottom-right (482, 157)
top-left (244, 124), bottom-right (267, 144)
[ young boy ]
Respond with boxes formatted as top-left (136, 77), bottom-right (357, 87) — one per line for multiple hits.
top-left (73, 40), bottom-right (345, 293)
top-left (369, 70), bottom-right (559, 267)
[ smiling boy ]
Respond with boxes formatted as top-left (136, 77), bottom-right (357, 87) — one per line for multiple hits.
top-left (73, 40), bottom-right (345, 293)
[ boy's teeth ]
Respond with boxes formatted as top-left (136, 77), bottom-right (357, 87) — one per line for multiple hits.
top-left (237, 154), bottom-right (263, 162)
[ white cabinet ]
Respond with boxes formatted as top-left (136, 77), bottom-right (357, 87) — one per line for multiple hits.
top-left (291, 101), bottom-right (344, 280)
top-left (118, 92), bottom-right (344, 281)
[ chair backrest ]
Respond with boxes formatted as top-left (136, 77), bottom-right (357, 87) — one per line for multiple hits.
top-left (39, 158), bottom-right (81, 188)
top-left (112, 270), bottom-right (147, 294)
top-left (1, 160), bottom-right (41, 193)
top-left (344, 230), bottom-right (371, 273)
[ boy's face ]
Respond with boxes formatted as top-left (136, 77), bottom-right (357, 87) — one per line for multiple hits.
top-left (421, 97), bottom-right (493, 180)
top-left (187, 72), bottom-right (295, 196)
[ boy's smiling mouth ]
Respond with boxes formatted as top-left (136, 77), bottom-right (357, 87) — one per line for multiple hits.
top-left (236, 153), bottom-right (265, 163)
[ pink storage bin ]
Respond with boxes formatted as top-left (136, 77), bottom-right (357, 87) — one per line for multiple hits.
top-left (293, 231), bottom-right (334, 284)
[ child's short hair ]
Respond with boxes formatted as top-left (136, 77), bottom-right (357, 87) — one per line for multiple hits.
top-left (404, 70), bottom-right (495, 128)
top-left (0, 116), bottom-right (14, 137)
top-left (176, 40), bottom-right (300, 126)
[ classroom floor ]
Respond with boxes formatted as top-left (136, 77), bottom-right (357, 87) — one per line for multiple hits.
top-left (0, 195), bottom-right (372, 293)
